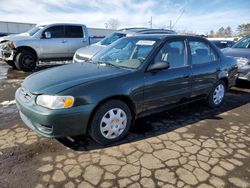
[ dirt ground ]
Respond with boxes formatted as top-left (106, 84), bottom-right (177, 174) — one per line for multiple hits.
top-left (0, 61), bottom-right (250, 188)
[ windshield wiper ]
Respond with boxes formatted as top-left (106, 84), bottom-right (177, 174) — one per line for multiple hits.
top-left (101, 62), bottom-right (118, 67)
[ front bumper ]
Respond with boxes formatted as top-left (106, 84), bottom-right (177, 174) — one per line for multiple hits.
top-left (15, 88), bottom-right (96, 138)
top-left (0, 47), bottom-right (15, 61)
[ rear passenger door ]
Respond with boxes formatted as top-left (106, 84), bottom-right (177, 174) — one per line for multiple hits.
top-left (188, 39), bottom-right (220, 97)
top-left (65, 25), bottom-right (86, 56)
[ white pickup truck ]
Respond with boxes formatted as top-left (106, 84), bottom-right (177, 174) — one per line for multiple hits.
top-left (0, 23), bottom-right (103, 71)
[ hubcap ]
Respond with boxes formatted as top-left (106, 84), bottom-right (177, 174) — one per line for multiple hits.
top-left (213, 84), bottom-right (225, 105)
top-left (100, 108), bottom-right (127, 139)
top-left (23, 55), bottom-right (34, 68)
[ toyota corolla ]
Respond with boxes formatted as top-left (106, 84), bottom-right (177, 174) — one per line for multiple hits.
top-left (15, 35), bottom-right (237, 145)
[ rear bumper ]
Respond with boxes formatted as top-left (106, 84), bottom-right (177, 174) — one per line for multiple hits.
top-left (15, 89), bottom-right (96, 138)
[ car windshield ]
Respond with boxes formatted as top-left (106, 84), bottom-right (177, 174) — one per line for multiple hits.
top-left (27, 25), bottom-right (46, 36)
top-left (232, 36), bottom-right (250, 48)
top-left (99, 32), bottom-right (126, 46)
top-left (92, 37), bottom-right (158, 69)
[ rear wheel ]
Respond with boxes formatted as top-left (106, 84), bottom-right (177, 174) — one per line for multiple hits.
top-left (207, 80), bottom-right (226, 108)
top-left (89, 100), bottom-right (132, 145)
top-left (15, 50), bottom-right (36, 72)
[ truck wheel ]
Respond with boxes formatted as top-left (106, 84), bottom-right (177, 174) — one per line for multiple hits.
top-left (207, 80), bottom-right (226, 108)
top-left (6, 61), bottom-right (16, 69)
top-left (15, 50), bottom-right (36, 72)
top-left (89, 100), bottom-right (132, 145)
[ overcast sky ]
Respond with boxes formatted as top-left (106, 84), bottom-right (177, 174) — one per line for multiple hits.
top-left (0, 0), bottom-right (250, 33)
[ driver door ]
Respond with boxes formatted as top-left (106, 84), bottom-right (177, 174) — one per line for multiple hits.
top-left (143, 39), bottom-right (192, 111)
top-left (39, 25), bottom-right (69, 59)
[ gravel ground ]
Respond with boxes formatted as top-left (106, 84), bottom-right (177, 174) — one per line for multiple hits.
top-left (0, 61), bottom-right (250, 188)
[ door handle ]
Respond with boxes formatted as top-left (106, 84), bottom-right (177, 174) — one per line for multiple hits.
top-left (62, 40), bottom-right (67, 43)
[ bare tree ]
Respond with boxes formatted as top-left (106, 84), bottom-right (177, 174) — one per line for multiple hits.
top-left (208, 30), bottom-right (215, 37)
top-left (237, 23), bottom-right (250, 36)
top-left (216, 27), bottom-right (225, 37)
top-left (224, 26), bottom-right (232, 37)
top-left (106, 19), bottom-right (120, 30)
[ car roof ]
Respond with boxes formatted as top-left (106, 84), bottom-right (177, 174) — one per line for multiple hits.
top-left (36, 22), bottom-right (86, 27)
top-left (125, 34), bottom-right (208, 41)
top-left (118, 28), bottom-right (176, 35)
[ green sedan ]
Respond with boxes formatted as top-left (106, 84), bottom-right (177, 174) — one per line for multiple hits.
top-left (15, 35), bottom-right (238, 145)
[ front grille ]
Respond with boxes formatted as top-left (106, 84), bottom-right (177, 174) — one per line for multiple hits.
top-left (19, 88), bottom-right (33, 102)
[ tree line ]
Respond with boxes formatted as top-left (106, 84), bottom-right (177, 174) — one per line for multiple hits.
top-left (208, 23), bottom-right (250, 37)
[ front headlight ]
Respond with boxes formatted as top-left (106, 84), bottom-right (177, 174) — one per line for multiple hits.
top-left (36, 95), bottom-right (74, 109)
top-left (7, 41), bottom-right (15, 49)
top-left (235, 57), bottom-right (250, 67)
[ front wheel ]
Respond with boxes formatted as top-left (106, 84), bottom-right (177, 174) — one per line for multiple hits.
top-left (6, 60), bottom-right (16, 69)
top-left (15, 50), bottom-right (36, 72)
top-left (89, 100), bottom-right (132, 145)
top-left (207, 80), bottom-right (226, 108)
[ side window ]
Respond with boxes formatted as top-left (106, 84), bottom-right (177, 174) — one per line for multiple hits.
top-left (44, 26), bottom-right (64, 38)
top-left (189, 41), bottom-right (218, 65)
top-left (154, 40), bottom-right (187, 69)
top-left (65, 26), bottom-right (83, 38)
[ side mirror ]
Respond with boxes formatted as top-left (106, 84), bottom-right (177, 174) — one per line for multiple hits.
top-left (44, 31), bottom-right (51, 39)
top-left (147, 61), bottom-right (170, 72)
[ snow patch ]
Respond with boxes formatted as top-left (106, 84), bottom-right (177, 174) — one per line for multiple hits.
top-left (0, 100), bottom-right (16, 107)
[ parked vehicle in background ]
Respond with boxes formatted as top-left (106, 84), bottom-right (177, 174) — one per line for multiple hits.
top-left (208, 38), bottom-right (236, 49)
top-left (0, 23), bottom-right (103, 72)
top-left (73, 28), bottom-right (176, 62)
top-left (16, 35), bottom-right (237, 145)
top-left (210, 40), bottom-right (235, 49)
top-left (0, 33), bottom-right (7, 37)
top-left (222, 35), bottom-right (250, 81)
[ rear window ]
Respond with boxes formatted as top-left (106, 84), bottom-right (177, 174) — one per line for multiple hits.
top-left (189, 41), bottom-right (218, 64)
top-left (65, 26), bottom-right (83, 38)
top-left (100, 33), bottom-right (126, 46)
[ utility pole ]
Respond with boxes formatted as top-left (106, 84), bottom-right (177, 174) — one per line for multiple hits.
top-left (148, 17), bottom-right (153, 29)
top-left (172, 9), bottom-right (185, 29)
top-left (169, 20), bottom-right (172, 30)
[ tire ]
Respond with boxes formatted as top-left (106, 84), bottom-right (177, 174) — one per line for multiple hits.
top-left (89, 100), bottom-right (132, 145)
top-left (6, 60), bottom-right (16, 69)
top-left (207, 80), bottom-right (226, 108)
top-left (15, 50), bottom-right (36, 72)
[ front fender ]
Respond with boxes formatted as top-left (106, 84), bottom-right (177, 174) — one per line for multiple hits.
top-left (13, 40), bottom-right (40, 57)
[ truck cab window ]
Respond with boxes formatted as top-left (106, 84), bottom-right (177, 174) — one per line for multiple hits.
top-left (65, 26), bottom-right (83, 38)
top-left (43, 26), bottom-right (64, 38)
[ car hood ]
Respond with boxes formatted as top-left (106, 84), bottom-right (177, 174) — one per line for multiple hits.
top-left (22, 62), bottom-right (130, 94)
top-left (75, 44), bottom-right (106, 59)
top-left (0, 33), bottom-right (32, 43)
top-left (222, 47), bottom-right (250, 59)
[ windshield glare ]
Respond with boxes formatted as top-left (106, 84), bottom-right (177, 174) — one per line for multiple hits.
top-left (93, 38), bottom-right (158, 69)
top-left (232, 36), bottom-right (250, 48)
top-left (27, 26), bottom-right (45, 36)
top-left (100, 32), bottom-right (126, 46)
